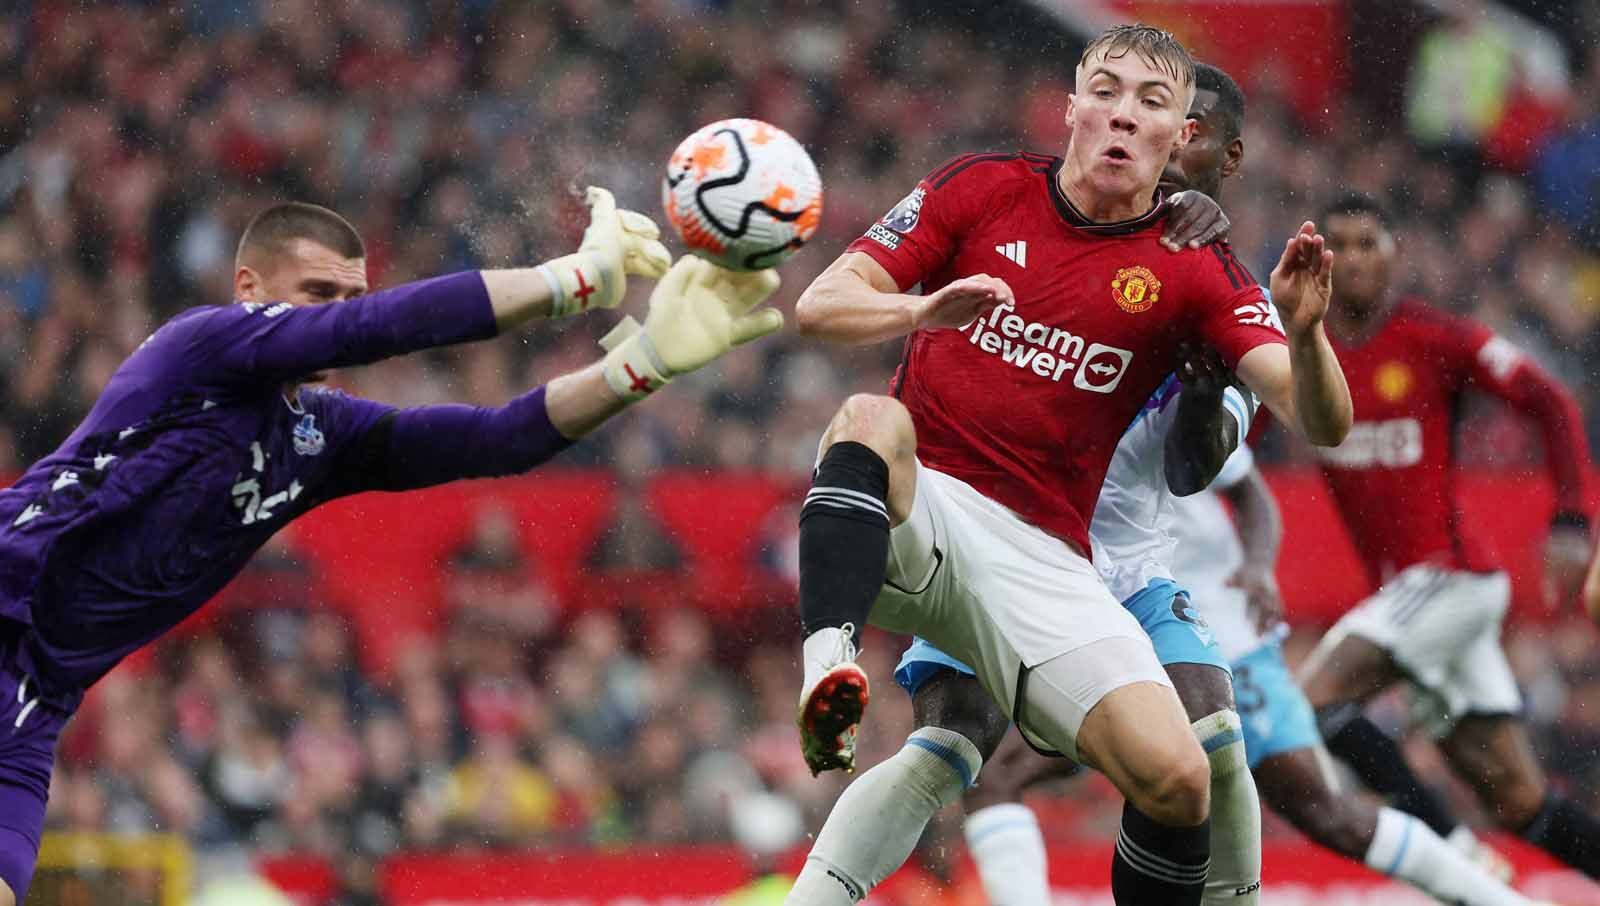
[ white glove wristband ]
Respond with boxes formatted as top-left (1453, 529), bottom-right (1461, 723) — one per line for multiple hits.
top-left (600, 317), bottom-right (671, 402)
top-left (538, 252), bottom-right (615, 318)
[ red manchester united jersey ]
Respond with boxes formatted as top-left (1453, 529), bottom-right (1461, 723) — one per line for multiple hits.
top-left (845, 152), bottom-right (1286, 552)
top-left (1317, 299), bottom-right (1591, 582)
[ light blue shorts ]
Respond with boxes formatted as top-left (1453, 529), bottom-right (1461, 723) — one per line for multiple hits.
top-left (895, 578), bottom-right (1230, 696)
top-left (1231, 641), bottom-right (1322, 769)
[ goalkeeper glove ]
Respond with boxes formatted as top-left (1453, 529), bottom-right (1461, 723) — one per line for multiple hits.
top-left (537, 186), bottom-right (672, 318)
top-left (600, 256), bottom-right (784, 401)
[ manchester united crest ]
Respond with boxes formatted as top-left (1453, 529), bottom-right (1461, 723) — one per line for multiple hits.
top-left (1112, 265), bottom-right (1161, 313)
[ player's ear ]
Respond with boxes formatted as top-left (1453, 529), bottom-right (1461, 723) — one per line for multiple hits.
top-left (1174, 118), bottom-right (1197, 150)
top-left (1063, 93), bottom-right (1076, 132)
top-left (234, 265), bottom-right (263, 303)
top-left (1221, 137), bottom-right (1244, 180)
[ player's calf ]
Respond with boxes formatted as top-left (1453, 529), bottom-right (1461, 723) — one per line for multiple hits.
top-left (786, 726), bottom-right (984, 905)
top-left (1443, 716), bottom-right (1600, 878)
top-left (1027, 641), bottom-right (1212, 906)
top-left (797, 395), bottom-right (917, 774)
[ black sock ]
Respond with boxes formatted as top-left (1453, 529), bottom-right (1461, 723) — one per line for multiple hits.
top-left (799, 442), bottom-right (891, 638)
top-left (1317, 705), bottom-right (1461, 837)
top-left (1111, 803), bottom-right (1210, 906)
top-left (1521, 793), bottom-right (1600, 878)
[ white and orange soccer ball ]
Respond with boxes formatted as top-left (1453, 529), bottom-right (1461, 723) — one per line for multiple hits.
top-left (662, 118), bottom-right (822, 271)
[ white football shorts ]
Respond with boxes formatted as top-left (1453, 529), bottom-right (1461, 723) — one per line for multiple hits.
top-left (1309, 562), bottom-right (1520, 733)
top-left (868, 460), bottom-right (1170, 760)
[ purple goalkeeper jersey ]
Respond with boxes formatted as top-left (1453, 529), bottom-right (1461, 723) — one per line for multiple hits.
top-left (0, 271), bottom-right (567, 701)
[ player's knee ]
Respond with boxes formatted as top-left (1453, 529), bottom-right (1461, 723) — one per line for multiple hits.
top-left (824, 394), bottom-right (915, 463)
top-left (913, 671), bottom-right (1010, 761)
top-left (1131, 745), bottom-right (1212, 827)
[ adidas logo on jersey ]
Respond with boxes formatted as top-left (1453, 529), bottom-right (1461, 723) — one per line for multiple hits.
top-left (995, 240), bottom-right (1027, 267)
top-left (961, 302), bottom-right (1132, 393)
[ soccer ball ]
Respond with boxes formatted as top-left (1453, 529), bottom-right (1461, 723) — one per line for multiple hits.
top-left (662, 118), bottom-right (823, 271)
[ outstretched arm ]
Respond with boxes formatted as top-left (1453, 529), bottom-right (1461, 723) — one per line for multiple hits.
top-left (795, 251), bottom-right (1013, 345)
top-left (346, 256), bottom-right (784, 492)
top-left (197, 189), bottom-right (671, 386)
top-left (1467, 338), bottom-right (1593, 604)
top-left (1236, 223), bottom-right (1352, 446)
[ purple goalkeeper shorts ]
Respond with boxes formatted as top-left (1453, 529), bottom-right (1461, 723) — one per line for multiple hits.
top-left (0, 623), bottom-right (69, 904)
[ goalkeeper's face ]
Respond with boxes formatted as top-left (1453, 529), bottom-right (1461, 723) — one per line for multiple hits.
top-left (235, 238), bottom-right (367, 383)
top-left (236, 238), bottom-right (368, 309)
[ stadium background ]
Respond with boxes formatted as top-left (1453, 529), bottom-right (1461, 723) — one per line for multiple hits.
top-left (3, 0), bottom-right (1600, 903)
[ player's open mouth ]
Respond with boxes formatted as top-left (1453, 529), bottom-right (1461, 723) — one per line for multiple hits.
top-left (1103, 146), bottom-right (1133, 165)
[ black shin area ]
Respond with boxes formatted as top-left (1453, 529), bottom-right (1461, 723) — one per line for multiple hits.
top-left (1111, 802), bottom-right (1210, 906)
top-left (799, 441), bottom-right (891, 637)
top-left (1317, 704), bottom-right (1459, 837)
top-left (1521, 793), bottom-right (1600, 878)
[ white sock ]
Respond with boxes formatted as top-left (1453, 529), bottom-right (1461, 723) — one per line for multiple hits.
top-left (802, 625), bottom-right (858, 691)
top-left (1194, 710), bottom-right (1261, 905)
top-left (1365, 807), bottom-right (1532, 906)
top-left (786, 727), bottom-right (982, 905)
top-left (1446, 824), bottom-right (1480, 853)
top-left (963, 803), bottom-right (1051, 906)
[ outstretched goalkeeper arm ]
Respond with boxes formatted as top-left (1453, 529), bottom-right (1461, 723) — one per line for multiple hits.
top-left (338, 191), bottom-right (784, 493)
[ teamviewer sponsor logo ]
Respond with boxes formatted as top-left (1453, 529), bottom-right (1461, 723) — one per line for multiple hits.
top-left (961, 303), bottom-right (1133, 394)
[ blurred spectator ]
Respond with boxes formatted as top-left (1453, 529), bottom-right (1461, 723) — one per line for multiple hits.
top-left (446, 500), bottom-right (555, 640)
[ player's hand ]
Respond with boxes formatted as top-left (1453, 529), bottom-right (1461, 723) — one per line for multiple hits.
top-left (912, 274), bottom-right (1013, 331)
top-left (600, 256), bottom-right (783, 400)
top-left (1268, 222), bottom-right (1333, 337)
top-left (1544, 523), bottom-right (1590, 611)
top-left (1230, 565), bottom-right (1285, 636)
top-left (1161, 191), bottom-right (1230, 251)
top-left (539, 186), bottom-right (673, 318)
top-left (1175, 342), bottom-right (1233, 397)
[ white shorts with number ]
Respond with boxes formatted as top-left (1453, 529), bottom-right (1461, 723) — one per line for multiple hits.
top-left (1313, 563), bottom-right (1520, 733)
top-left (868, 461), bottom-right (1170, 759)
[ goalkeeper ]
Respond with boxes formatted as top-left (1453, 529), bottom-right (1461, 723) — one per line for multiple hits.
top-left (0, 190), bottom-right (783, 906)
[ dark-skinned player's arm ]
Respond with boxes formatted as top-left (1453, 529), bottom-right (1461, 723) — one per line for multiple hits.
top-left (1460, 329), bottom-right (1593, 605)
top-left (1234, 222), bottom-right (1353, 447)
top-left (1220, 463), bottom-right (1286, 634)
top-left (187, 188), bottom-right (671, 387)
top-left (1163, 344), bottom-right (1243, 496)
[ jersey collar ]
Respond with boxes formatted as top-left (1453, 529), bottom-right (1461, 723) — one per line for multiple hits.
top-left (1046, 157), bottom-right (1167, 235)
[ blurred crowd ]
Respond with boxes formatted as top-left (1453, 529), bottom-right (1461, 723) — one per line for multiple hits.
top-left (4, 0), bottom-right (1600, 895)
top-left (3, 1), bottom-right (1599, 471)
top-left (39, 578), bottom-right (1600, 885)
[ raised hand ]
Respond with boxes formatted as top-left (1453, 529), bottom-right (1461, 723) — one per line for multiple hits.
top-left (542, 186), bottom-right (673, 318)
top-left (1267, 221), bottom-right (1334, 337)
top-left (912, 274), bottom-right (1014, 331)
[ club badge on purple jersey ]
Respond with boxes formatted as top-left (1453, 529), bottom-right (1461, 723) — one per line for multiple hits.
top-left (292, 413), bottom-right (325, 456)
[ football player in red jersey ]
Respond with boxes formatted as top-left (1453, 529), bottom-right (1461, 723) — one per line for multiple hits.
top-left (781, 24), bottom-right (1351, 906)
top-left (1297, 192), bottom-right (1600, 881)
